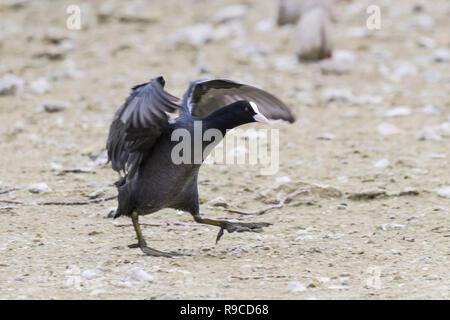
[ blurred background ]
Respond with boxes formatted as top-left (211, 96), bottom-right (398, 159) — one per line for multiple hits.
top-left (0, 0), bottom-right (449, 299)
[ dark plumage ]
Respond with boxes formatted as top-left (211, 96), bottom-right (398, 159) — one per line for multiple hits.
top-left (107, 76), bottom-right (295, 257)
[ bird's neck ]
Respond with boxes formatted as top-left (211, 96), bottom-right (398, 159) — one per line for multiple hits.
top-left (203, 105), bottom-right (248, 135)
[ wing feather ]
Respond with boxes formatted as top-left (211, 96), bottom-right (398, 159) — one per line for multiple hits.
top-left (187, 79), bottom-right (295, 122)
top-left (106, 76), bottom-right (181, 177)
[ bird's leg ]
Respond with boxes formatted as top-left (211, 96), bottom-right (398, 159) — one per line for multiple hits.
top-left (129, 211), bottom-right (186, 257)
top-left (192, 214), bottom-right (271, 243)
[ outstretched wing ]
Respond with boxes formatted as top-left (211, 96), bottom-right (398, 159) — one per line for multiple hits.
top-left (184, 79), bottom-right (295, 122)
top-left (106, 76), bottom-right (181, 178)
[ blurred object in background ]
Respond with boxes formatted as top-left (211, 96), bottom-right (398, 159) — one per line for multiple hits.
top-left (277, 0), bottom-right (304, 25)
top-left (294, 5), bottom-right (333, 61)
top-left (277, 0), bottom-right (334, 61)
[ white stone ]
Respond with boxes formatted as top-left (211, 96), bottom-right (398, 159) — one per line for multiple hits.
top-left (273, 55), bottom-right (298, 71)
top-left (28, 77), bottom-right (51, 95)
top-left (322, 89), bottom-right (353, 102)
top-left (275, 176), bottom-right (291, 184)
top-left (411, 14), bottom-right (435, 30)
top-left (317, 277), bottom-right (330, 283)
top-left (435, 186), bottom-right (450, 199)
top-left (422, 71), bottom-right (441, 82)
top-left (416, 127), bottom-right (442, 141)
top-left (377, 122), bottom-right (402, 136)
top-left (333, 50), bottom-right (356, 64)
top-left (286, 281), bottom-right (306, 292)
top-left (383, 106), bottom-right (411, 117)
top-left (346, 27), bottom-right (368, 38)
top-left (320, 50), bottom-right (356, 75)
top-left (352, 95), bottom-right (383, 105)
top-left (50, 162), bottom-right (63, 171)
top-left (394, 62), bottom-right (417, 78)
top-left (28, 183), bottom-right (52, 194)
top-left (339, 277), bottom-right (350, 285)
top-left (63, 59), bottom-right (83, 79)
top-left (316, 133), bottom-right (335, 140)
top-left (90, 289), bottom-right (107, 296)
top-left (14, 120), bottom-right (24, 131)
top-left (172, 24), bottom-right (214, 47)
top-left (429, 153), bottom-right (446, 159)
top-left (0, 74), bottom-right (24, 95)
top-left (130, 267), bottom-right (154, 282)
top-left (373, 159), bottom-right (390, 168)
top-left (433, 49), bottom-right (450, 63)
top-left (381, 223), bottom-right (405, 231)
top-left (214, 5), bottom-right (248, 23)
top-left (422, 105), bottom-right (440, 115)
top-left (255, 19), bottom-right (274, 33)
top-left (240, 44), bottom-right (266, 59)
top-left (208, 196), bottom-right (226, 205)
top-left (416, 36), bottom-right (436, 48)
top-left (440, 122), bottom-right (450, 136)
top-left (81, 269), bottom-right (98, 280)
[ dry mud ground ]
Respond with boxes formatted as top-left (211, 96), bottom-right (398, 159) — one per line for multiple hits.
top-left (0, 0), bottom-right (449, 299)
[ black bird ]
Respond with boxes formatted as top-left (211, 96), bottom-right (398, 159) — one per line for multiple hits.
top-left (107, 76), bottom-right (295, 257)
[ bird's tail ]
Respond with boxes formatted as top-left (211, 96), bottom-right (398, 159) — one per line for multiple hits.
top-left (114, 176), bottom-right (127, 187)
top-left (108, 176), bottom-right (128, 219)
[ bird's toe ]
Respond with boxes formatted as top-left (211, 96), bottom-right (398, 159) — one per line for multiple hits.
top-left (140, 246), bottom-right (190, 258)
top-left (216, 221), bottom-right (272, 243)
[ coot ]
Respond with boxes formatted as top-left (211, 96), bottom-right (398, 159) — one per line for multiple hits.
top-left (107, 76), bottom-right (295, 256)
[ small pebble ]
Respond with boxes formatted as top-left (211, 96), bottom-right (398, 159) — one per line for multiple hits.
top-left (432, 48), bottom-right (450, 63)
top-left (316, 133), bottom-right (335, 140)
top-left (416, 127), bottom-right (442, 141)
top-left (15, 275), bottom-right (25, 281)
top-left (317, 277), bottom-right (330, 283)
top-left (28, 77), bottom-right (51, 95)
top-left (0, 74), bottom-right (24, 95)
top-left (381, 223), bottom-right (405, 231)
top-left (88, 189), bottom-right (105, 199)
top-left (172, 24), bottom-right (214, 47)
top-left (422, 105), bottom-right (440, 115)
top-left (339, 277), bottom-right (350, 285)
top-left (275, 176), bottom-right (291, 184)
top-left (286, 281), bottom-right (306, 293)
top-left (90, 289), bottom-right (107, 296)
top-left (373, 159), bottom-right (390, 168)
top-left (28, 182), bottom-right (52, 194)
top-left (214, 5), bottom-right (248, 23)
top-left (63, 59), bottom-right (84, 79)
top-left (429, 153), bottom-right (446, 159)
top-left (383, 106), bottom-right (411, 117)
top-left (377, 122), bottom-right (402, 136)
top-left (435, 186), bottom-right (450, 199)
top-left (416, 36), bottom-right (436, 48)
top-left (81, 269), bottom-right (98, 280)
top-left (43, 101), bottom-right (70, 113)
top-left (411, 14), bottom-right (435, 30)
top-left (322, 89), bottom-right (353, 102)
top-left (320, 50), bottom-right (356, 75)
top-left (394, 62), bottom-right (417, 78)
top-left (130, 267), bottom-right (154, 282)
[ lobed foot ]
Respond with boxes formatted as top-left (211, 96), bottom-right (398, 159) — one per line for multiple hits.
top-left (216, 221), bottom-right (272, 243)
top-left (140, 246), bottom-right (187, 257)
top-left (128, 243), bottom-right (190, 257)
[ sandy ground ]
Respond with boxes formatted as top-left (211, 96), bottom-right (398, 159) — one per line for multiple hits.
top-left (0, 0), bottom-right (449, 299)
